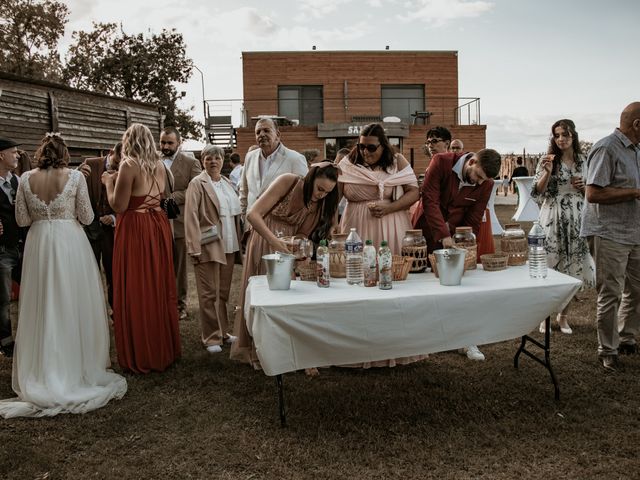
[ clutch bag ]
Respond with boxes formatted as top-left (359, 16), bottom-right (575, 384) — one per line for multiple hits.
top-left (200, 225), bottom-right (219, 245)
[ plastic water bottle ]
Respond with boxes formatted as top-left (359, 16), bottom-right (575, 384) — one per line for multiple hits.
top-left (363, 240), bottom-right (377, 287)
top-left (378, 240), bottom-right (393, 290)
top-left (345, 227), bottom-right (363, 285)
top-left (316, 239), bottom-right (330, 288)
top-left (528, 221), bottom-right (547, 279)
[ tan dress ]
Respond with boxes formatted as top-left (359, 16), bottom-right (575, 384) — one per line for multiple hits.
top-left (231, 178), bottom-right (321, 365)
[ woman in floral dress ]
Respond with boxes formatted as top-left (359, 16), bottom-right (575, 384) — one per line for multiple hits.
top-left (532, 119), bottom-right (595, 334)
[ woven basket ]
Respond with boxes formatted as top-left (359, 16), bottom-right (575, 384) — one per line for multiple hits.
top-left (457, 245), bottom-right (477, 271)
top-left (480, 253), bottom-right (509, 272)
top-left (297, 261), bottom-right (318, 281)
top-left (428, 253), bottom-right (438, 278)
top-left (392, 255), bottom-right (413, 281)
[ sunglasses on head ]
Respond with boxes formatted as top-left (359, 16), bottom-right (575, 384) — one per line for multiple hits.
top-left (357, 143), bottom-right (381, 153)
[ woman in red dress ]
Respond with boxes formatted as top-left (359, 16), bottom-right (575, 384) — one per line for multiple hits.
top-left (103, 123), bottom-right (181, 373)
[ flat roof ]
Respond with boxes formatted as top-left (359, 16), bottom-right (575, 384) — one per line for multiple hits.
top-left (242, 50), bottom-right (457, 55)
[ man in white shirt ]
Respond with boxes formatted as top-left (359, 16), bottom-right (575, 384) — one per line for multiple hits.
top-left (239, 118), bottom-right (307, 227)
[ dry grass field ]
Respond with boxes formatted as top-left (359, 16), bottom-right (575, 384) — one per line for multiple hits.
top-left (1, 202), bottom-right (639, 480)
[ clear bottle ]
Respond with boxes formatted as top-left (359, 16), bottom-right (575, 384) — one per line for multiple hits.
top-left (316, 239), bottom-right (330, 288)
top-left (378, 240), bottom-right (393, 290)
top-left (528, 221), bottom-right (547, 278)
top-left (345, 227), bottom-right (364, 285)
top-left (363, 240), bottom-right (377, 287)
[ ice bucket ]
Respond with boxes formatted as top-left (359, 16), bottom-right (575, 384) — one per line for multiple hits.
top-left (433, 248), bottom-right (466, 286)
top-left (262, 252), bottom-right (296, 290)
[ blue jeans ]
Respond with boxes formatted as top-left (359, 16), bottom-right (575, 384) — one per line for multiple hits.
top-left (0, 246), bottom-right (19, 346)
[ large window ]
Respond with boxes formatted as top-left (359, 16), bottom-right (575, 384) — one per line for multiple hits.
top-left (278, 85), bottom-right (323, 125)
top-left (381, 85), bottom-right (424, 123)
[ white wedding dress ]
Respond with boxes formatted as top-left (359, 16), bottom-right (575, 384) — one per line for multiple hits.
top-left (0, 169), bottom-right (127, 418)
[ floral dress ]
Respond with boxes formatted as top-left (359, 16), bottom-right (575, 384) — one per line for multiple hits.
top-left (531, 156), bottom-right (594, 286)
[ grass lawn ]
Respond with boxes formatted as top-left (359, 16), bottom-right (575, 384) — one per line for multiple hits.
top-left (1, 203), bottom-right (638, 480)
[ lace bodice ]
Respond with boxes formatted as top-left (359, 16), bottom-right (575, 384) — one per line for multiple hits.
top-left (15, 169), bottom-right (94, 226)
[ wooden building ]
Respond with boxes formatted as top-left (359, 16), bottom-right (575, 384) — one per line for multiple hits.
top-left (231, 50), bottom-right (486, 174)
top-left (0, 72), bottom-right (161, 163)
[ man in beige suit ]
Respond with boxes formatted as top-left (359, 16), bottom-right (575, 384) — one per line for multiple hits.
top-left (160, 126), bottom-right (202, 320)
top-left (239, 118), bottom-right (308, 227)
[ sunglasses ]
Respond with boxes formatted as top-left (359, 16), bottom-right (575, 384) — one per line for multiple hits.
top-left (425, 138), bottom-right (444, 145)
top-left (357, 143), bottom-right (381, 153)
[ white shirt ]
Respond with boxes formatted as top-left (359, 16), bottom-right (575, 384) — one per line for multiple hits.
top-left (209, 176), bottom-right (241, 254)
top-left (0, 172), bottom-right (17, 204)
top-left (452, 153), bottom-right (476, 190)
top-left (258, 143), bottom-right (282, 179)
top-left (163, 151), bottom-right (179, 169)
top-left (229, 165), bottom-right (244, 192)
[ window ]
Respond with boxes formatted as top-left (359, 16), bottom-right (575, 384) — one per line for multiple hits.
top-left (278, 86), bottom-right (323, 125)
top-left (381, 85), bottom-right (424, 123)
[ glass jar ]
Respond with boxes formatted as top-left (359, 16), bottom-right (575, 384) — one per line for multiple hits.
top-left (500, 223), bottom-right (528, 265)
top-left (281, 235), bottom-right (313, 260)
top-left (328, 233), bottom-right (348, 278)
top-left (401, 229), bottom-right (428, 273)
top-left (453, 226), bottom-right (477, 270)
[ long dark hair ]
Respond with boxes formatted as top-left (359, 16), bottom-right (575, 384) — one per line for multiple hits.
top-left (548, 119), bottom-right (583, 175)
top-left (347, 123), bottom-right (395, 173)
top-left (303, 162), bottom-right (340, 243)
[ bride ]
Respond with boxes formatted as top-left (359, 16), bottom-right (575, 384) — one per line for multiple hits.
top-left (0, 133), bottom-right (126, 418)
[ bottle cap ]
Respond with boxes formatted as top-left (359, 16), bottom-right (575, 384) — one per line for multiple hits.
top-left (381, 240), bottom-right (388, 246)
top-left (365, 239), bottom-right (373, 245)
top-left (319, 239), bottom-right (327, 246)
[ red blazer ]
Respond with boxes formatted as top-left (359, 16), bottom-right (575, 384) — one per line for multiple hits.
top-left (416, 152), bottom-right (493, 251)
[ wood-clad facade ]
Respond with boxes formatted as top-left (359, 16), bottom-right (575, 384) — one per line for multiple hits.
top-left (236, 50), bottom-right (486, 174)
top-left (0, 72), bottom-right (161, 162)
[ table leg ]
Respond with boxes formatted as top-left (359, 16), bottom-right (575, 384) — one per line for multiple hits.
top-left (513, 316), bottom-right (560, 401)
top-left (276, 374), bottom-right (287, 427)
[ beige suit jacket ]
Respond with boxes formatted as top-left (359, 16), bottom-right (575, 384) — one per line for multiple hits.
top-left (239, 143), bottom-right (307, 222)
top-left (184, 171), bottom-right (242, 265)
top-left (165, 152), bottom-right (202, 238)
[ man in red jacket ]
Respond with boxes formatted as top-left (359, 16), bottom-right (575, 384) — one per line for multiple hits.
top-left (417, 148), bottom-right (501, 362)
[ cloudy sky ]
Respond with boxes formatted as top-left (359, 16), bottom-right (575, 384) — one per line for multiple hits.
top-left (61, 0), bottom-right (638, 153)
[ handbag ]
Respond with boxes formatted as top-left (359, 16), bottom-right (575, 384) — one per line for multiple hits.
top-left (161, 164), bottom-right (180, 219)
top-left (200, 225), bottom-right (219, 245)
top-left (161, 197), bottom-right (180, 219)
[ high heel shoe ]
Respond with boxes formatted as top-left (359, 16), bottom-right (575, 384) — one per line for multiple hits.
top-left (557, 314), bottom-right (572, 334)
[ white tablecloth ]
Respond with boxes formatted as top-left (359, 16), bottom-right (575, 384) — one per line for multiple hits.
top-left (245, 266), bottom-right (581, 376)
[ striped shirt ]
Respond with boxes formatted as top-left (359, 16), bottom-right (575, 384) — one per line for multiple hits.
top-left (580, 129), bottom-right (640, 245)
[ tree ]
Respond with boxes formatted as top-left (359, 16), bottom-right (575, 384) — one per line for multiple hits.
top-left (63, 23), bottom-right (202, 139)
top-left (579, 140), bottom-right (593, 156)
top-left (0, 0), bottom-right (69, 80)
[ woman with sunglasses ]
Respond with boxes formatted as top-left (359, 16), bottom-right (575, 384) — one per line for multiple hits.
top-left (338, 123), bottom-right (419, 255)
top-left (531, 119), bottom-right (594, 334)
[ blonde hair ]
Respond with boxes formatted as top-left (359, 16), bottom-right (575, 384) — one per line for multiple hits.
top-left (121, 123), bottom-right (159, 177)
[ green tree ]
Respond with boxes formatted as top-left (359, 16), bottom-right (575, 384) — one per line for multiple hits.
top-left (63, 22), bottom-right (202, 139)
top-left (0, 0), bottom-right (69, 80)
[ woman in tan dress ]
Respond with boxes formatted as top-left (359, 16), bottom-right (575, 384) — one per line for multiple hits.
top-left (231, 162), bottom-right (340, 366)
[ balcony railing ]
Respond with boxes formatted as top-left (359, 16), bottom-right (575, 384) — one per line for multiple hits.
top-left (203, 96), bottom-right (481, 128)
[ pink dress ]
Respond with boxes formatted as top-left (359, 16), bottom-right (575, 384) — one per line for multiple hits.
top-left (338, 156), bottom-right (416, 255)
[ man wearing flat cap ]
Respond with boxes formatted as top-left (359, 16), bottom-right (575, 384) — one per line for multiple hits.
top-left (0, 137), bottom-right (22, 358)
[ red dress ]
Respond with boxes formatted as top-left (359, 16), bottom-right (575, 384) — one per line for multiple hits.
top-left (112, 195), bottom-right (181, 373)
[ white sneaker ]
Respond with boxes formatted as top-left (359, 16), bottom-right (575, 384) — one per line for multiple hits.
top-left (206, 345), bottom-right (222, 354)
top-left (466, 345), bottom-right (485, 361)
top-left (224, 335), bottom-right (238, 345)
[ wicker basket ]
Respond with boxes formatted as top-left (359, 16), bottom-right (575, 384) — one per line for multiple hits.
top-left (480, 253), bottom-right (509, 272)
top-left (392, 255), bottom-right (413, 281)
top-left (456, 245), bottom-right (477, 271)
top-left (297, 261), bottom-right (318, 281)
top-left (402, 245), bottom-right (428, 273)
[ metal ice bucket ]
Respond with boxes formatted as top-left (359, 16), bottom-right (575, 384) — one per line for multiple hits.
top-left (433, 248), bottom-right (466, 286)
top-left (262, 252), bottom-right (296, 290)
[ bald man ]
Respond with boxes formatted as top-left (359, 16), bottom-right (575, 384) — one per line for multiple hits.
top-left (450, 139), bottom-right (464, 153)
top-left (581, 102), bottom-right (640, 372)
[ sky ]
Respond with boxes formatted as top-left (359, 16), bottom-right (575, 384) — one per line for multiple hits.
top-left (60, 0), bottom-right (639, 153)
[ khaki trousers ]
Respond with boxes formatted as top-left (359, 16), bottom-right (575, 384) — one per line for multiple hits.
top-left (588, 236), bottom-right (640, 357)
top-left (193, 253), bottom-right (235, 346)
top-left (174, 237), bottom-right (188, 312)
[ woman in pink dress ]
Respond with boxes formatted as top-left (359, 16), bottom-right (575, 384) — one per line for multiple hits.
top-left (338, 123), bottom-right (419, 255)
